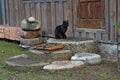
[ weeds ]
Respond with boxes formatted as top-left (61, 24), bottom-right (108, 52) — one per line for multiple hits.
top-left (0, 40), bottom-right (120, 80)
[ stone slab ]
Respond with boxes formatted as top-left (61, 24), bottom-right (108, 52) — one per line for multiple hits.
top-left (29, 49), bottom-right (72, 62)
top-left (43, 61), bottom-right (84, 70)
top-left (6, 54), bottom-right (49, 67)
top-left (98, 43), bottom-right (117, 56)
top-left (20, 37), bottom-right (43, 46)
top-left (47, 38), bottom-right (98, 54)
top-left (71, 52), bottom-right (101, 64)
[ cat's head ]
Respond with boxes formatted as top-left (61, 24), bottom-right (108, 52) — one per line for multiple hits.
top-left (63, 21), bottom-right (69, 27)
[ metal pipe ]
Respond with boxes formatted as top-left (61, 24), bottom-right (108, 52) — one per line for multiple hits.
top-left (1, 0), bottom-right (6, 24)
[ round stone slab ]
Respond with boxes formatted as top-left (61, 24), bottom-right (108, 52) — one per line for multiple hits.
top-left (43, 61), bottom-right (84, 70)
top-left (20, 37), bottom-right (43, 46)
top-left (71, 52), bottom-right (101, 64)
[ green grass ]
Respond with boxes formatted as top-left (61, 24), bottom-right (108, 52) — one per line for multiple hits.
top-left (0, 40), bottom-right (120, 80)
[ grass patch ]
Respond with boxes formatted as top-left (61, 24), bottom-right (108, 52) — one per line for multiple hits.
top-left (0, 40), bottom-right (120, 80)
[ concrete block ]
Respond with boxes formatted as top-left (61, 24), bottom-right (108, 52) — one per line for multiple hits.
top-left (71, 52), bottom-right (101, 64)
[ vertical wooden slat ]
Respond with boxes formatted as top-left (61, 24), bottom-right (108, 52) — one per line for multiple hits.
top-left (68, 0), bottom-right (74, 37)
top-left (116, 0), bottom-right (118, 22)
top-left (72, 0), bottom-right (77, 36)
top-left (35, 3), bottom-right (42, 27)
top-left (109, 0), bottom-right (116, 42)
top-left (9, 0), bottom-right (15, 26)
top-left (25, 3), bottom-right (30, 18)
top-left (47, 3), bottom-right (52, 34)
top-left (0, 1), bottom-right (2, 24)
top-left (118, 0), bottom-right (120, 20)
top-left (5, 0), bottom-right (10, 25)
top-left (102, 0), bottom-right (109, 41)
top-left (88, 33), bottom-right (95, 39)
top-left (81, 31), bottom-right (86, 38)
top-left (18, 0), bottom-right (23, 27)
top-left (59, 1), bottom-right (64, 23)
top-left (96, 31), bottom-right (102, 41)
top-left (30, 3), bottom-right (35, 17)
top-left (22, 3), bottom-right (26, 19)
top-left (41, 2), bottom-right (48, 35)
top-left (14, 0), bottom-right (19, 27)
top-left (63, 0), bottom-right (73, 37)
top-left (56, 2), bottom-right (61, 26)
top-left (51, 2), bottom-right (56, 35)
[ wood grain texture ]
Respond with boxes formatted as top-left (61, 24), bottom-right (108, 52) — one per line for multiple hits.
top-left (4, 0), bottom-right (120, 43)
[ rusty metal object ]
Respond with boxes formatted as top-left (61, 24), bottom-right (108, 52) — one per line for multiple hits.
top-left (35, 43), bottom-right (64, 51)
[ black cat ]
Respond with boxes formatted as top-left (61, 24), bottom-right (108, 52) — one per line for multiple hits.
top-left (54, 21), bottom-right (69, 39)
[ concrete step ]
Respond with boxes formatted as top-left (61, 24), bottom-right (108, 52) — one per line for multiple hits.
top-left (47, 38), bottom-right (98, 54)
top-left (28, 49), bottom-right (72, 62)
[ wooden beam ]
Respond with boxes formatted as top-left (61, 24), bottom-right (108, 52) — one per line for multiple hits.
top-left (23, 0), bottom-right (68, 3)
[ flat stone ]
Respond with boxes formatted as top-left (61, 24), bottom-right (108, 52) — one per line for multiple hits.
top-left (20, 37), bottom-right (43, 46)
top-left (47, 38), bottom-right (98, 54)
top-left (43, 61), bottom-right (84, 70)
top-left (71, 52), bottom-right (101, 64)
top-left (28, 49), bottom-right (72, 62)
top-left (6, 54), bottom-right (49, 67)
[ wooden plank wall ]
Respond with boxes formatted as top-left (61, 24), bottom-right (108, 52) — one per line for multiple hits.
top-left (0, 1), bottom-right (1, 24)
top-left (4, 0), bottom-right (120, 43)
top-left (5, 0), bottom-right (73, 37)
top-left (5, 0), bottom-right (22, 27)
top-left (73, 0), bottom-right (120, 43)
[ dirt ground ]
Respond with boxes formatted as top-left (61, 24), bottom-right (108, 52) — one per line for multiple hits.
top-left (0, 40), bottom-right (120, 80)
top-left (3, 54), bottom-right (120, 80)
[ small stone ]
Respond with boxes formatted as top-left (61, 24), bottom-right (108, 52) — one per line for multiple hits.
top-left (21, 17), bottom-right (41, 30)
top-left (71, 52), bottom-right (101, 64)
top-left (20, 37), bottom-right (43, 46)
top-left (43, 61), bottom-right (84, 70)
top-left (27, 17), bottom-right (35, 22)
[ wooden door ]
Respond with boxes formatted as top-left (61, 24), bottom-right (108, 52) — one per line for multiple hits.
top-left (77, 0), bottom-right (104, 29)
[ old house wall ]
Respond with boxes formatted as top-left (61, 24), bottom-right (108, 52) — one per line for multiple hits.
top-left (74, 0), bottom-right (120, 43)
top-left (4, 0), bottom-right (120, 43)
top-left (5, 0), bottom-right (74, 37)
top-left (0, 1), bottom-right (1, 24)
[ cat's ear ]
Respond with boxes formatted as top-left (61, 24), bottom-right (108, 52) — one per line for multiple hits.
top-left (63, 21), bottom-right (66, 23)
top-left (63, 21), bottom-right (68, 23)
